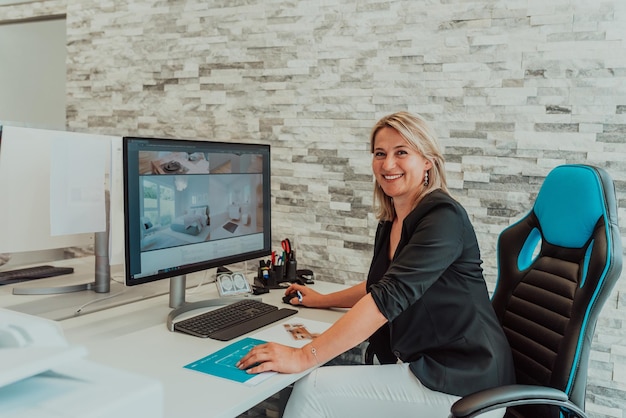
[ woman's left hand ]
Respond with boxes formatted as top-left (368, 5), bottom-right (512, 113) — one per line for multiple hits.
top-left (236, 342), bottom-right (310, 374)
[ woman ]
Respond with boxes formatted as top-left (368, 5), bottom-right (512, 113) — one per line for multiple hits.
top-left (237, 111), bottom-right (515, 417)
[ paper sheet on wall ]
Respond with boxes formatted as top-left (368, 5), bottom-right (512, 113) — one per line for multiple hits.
top-left (50, 136), bottom-right (107, 235)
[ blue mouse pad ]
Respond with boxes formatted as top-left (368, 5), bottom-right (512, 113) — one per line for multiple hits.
top-left (183, 337), bottom-right (268, 384)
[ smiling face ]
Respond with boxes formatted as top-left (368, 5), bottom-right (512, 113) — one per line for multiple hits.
top-left (372, 126), bottom-right (432, 207)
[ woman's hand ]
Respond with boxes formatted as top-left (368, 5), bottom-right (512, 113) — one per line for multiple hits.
top-left (283, 283), bottom-right (323, 307)
top-left (236, 342), bottom-right (313, 374)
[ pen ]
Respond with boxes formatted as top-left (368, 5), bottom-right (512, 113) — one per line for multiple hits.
top-left (297, 290), bottom-right (303, 303)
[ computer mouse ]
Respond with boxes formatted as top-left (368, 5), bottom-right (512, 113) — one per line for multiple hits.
top-left (282, 291), bottom-right (301, 304)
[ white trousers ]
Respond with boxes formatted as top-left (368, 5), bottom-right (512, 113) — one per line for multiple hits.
top-left (283, 363), bottom-right (505, 418)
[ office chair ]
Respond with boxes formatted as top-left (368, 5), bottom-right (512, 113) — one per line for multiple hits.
top-left (449, 164), bottom-right (623, 418)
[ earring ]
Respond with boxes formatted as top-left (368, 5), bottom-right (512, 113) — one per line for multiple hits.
top-left (423, 170), bottom-right (429, 186)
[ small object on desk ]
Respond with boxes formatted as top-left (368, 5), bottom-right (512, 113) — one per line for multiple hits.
top-left (297, 269), bottom-right (315, 284)
top-left (0, 265), bottom-right (74, 285)
top-left (286, 250), bottom-right (297, 281)
top-left (259, 259), bottom-right (272, 286)
top-left (215, 271), bottom-right (252, 296)
top-left (281, 238), bottom-right (292, 265)
top-left (271, 263), bottom-right (284, 284)
top-left (252, 286), bottom-right (269, 295)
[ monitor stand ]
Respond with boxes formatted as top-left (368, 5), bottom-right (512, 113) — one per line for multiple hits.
top-left (12, 191), bottom-right (112, 296)
top-left (165, 272), bottom-right (252, 332)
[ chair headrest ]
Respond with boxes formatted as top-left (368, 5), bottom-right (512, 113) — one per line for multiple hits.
top-left (534, 165), bottom-right (606, 248)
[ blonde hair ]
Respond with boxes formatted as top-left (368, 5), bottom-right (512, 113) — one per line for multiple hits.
top-left (371, 111), bottom-right (448, 221)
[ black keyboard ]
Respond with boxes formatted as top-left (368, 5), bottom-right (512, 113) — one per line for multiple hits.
top-left (0, 265), bottom-right (74, 285)
top-left (174, 299), bottom-right (298, 341)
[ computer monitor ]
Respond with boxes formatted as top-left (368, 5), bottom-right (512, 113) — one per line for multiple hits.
top-left (0, 125), bottom-right (98, 255)
top-left (122, 136), bottom-right (272, 319)
top-left (0, 125), bottom-right (119, 295)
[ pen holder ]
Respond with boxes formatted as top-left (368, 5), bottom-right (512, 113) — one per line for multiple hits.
top-left (271, 264), bottom-right (285, 284)
top-left (286, 259), bottom-right (297, 282)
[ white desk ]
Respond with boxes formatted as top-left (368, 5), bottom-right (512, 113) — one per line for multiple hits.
top-left (0, 256), bottom-right (226, 321)
top-left (0, 260), bottom-right (348, 418)
top-left (60, 280), bottom-right (347, 418)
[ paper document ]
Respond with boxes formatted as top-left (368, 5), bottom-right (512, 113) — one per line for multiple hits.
top-left (50, 135), bottom-right (108, 235)
top-left (183, 317), bottom-right (332, 386)
top-left (250, 317), bottom-right (330, 347)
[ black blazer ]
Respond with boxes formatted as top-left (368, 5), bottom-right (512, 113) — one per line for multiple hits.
top-left (367, 190), bottom-right (515, 397)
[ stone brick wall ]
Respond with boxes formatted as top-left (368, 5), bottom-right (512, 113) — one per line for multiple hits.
top-left (3, 1), bottom-right (626, 416)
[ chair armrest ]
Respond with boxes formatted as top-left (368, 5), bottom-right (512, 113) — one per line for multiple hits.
top-left (448, 384), bottom-right (587, 418)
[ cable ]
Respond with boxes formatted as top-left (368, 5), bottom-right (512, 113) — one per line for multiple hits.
top-left (74, 289), bottom-right (126, 316)
top-left (110, 274), bottom-right (125, 285)
top-left (187, 268), bottom-right (215, 295)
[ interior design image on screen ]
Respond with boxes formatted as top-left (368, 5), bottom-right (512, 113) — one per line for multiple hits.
top-left (123, 136), bottom-right (272, 286)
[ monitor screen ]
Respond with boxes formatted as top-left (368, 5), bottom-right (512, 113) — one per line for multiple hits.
top-left (122, 136), bottom-right (271, 286)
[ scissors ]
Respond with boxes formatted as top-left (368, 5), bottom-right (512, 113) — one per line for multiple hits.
top-left (281, 238), bottom-right (292, 263)
top-left (281, 238), bottom-right (291, 255)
